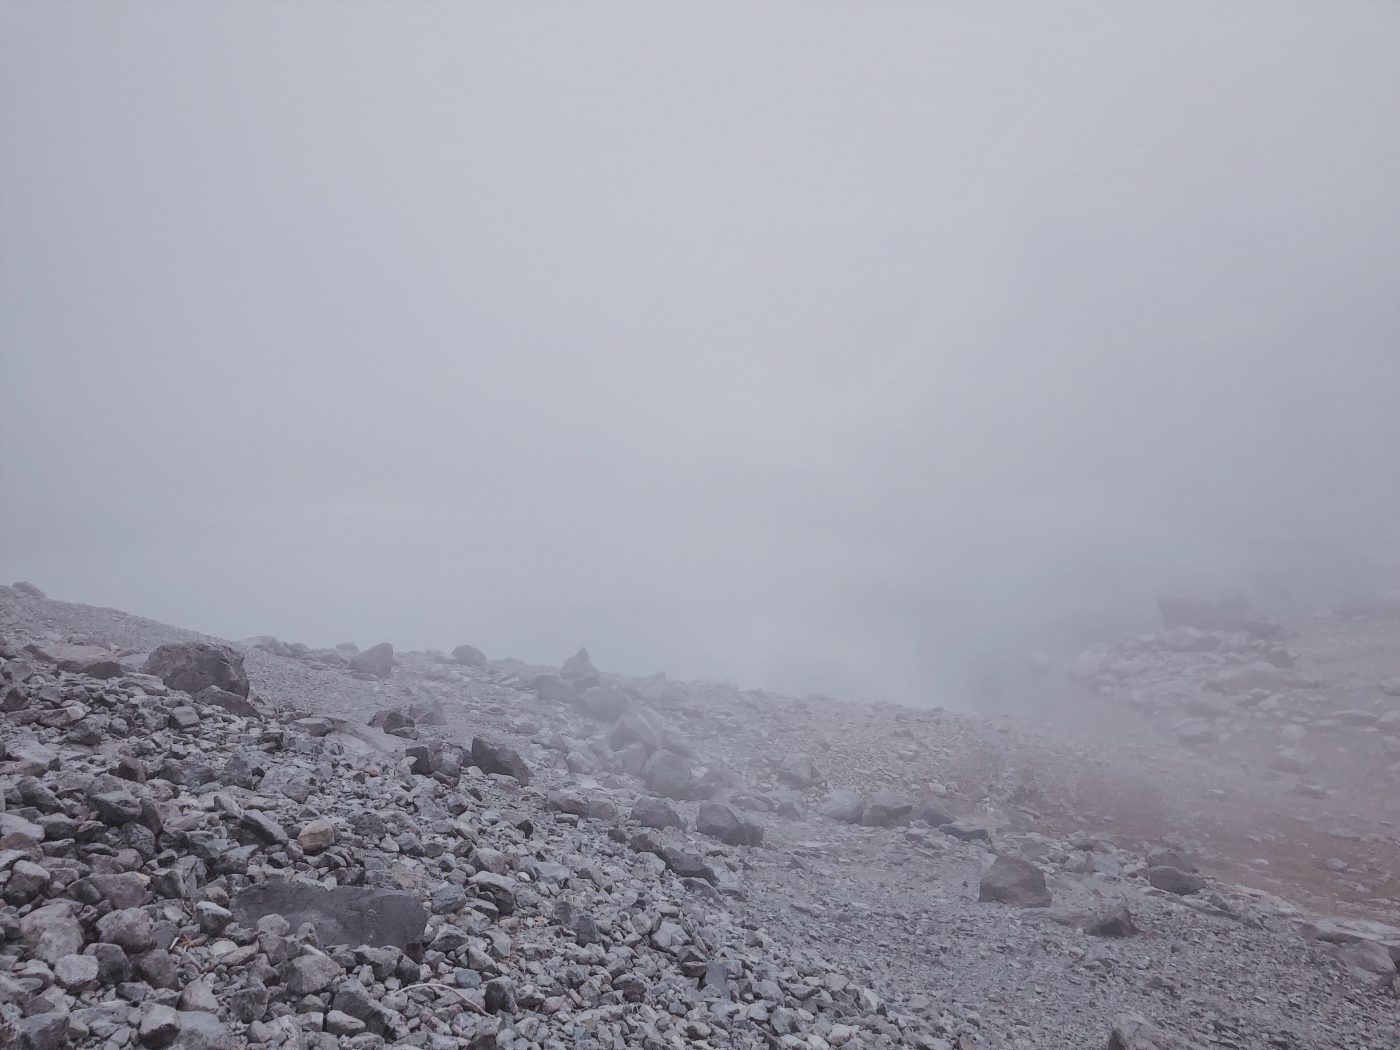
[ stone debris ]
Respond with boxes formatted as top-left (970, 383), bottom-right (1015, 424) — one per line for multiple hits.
top-left (0, 590), bottom-right (1396, 1050)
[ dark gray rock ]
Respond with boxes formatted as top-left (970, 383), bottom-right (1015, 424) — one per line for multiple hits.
top-left (575, 685), bottom-right (629, 720)
top-left (195, 685), bottom-right (259, 718)
top-left (696, 801), bottom-right (763, 846)
top-left (608, 707), bottom-right (666, 751)
top-left (143, 641), bottom-right (250, 698)
top-left (979, 855), bottom-right (1051, 907)
top-left (862, 791), bottom-right (913, 826)
top-left (1107, 1013), bottom-right (1205, 1050)
top-left (777, 753), bottom-right (821, 788)
top-left (349, 642), bottom-right (394, 677)
top-left (231, 882), bottom-right (426, 949)
top-left (819, 789), bottom-right (865, 824)
top-left (561, 647), bottom-right (595, 679)
top-left (2, 1013), bottom-right (68, 1050)
top-left (12, 580), bottom-right (46, 597)
top-left (471, 736), bottom-right (530, 784)
top-left (530, 674), bottom-right (577, 703)
top-left (630, 796), bottom-right (685, 831)
top-left (451, 644), bottom-right (487, 667)
top-left (1084, 904), bottom-right (1139, 937)
top-left (1148, 866), bottom-right (1206, 895)
top-left (643, 749), bottom-right (710, 801)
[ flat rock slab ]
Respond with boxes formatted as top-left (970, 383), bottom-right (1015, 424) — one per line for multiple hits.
top-left (232, 882), bottom-right (426, 950)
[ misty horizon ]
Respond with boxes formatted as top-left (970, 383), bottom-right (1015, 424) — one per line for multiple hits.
top-left (2, 1), bottom-right (1397, 705)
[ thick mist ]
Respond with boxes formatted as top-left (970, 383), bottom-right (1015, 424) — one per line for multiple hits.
top-left (2, 2), bottom-right (1397, 705)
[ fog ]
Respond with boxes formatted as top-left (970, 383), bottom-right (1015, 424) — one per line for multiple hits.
top-left (2, 1), bottom-right (1397, 705)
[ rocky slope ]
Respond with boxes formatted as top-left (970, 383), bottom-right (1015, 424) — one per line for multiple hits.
top-left (0, 585), bottom-right (1396, 1050)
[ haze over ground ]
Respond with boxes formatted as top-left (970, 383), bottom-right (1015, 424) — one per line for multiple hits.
top-left (2, 1), bottom-right (1397, 704)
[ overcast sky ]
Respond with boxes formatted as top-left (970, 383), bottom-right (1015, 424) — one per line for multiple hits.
top-left (2, 1), bottom-right (1397, 703)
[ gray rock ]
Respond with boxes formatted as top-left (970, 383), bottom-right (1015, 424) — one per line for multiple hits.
top-left (643, 748), bottom-right (710, 800)
top-left (349, 642), bottom-right (394, 678)
top-left (54, 952), bottom-right (100, 989)
top-left (297, 818), bottom-right (336, 853)
top-left (231, 881), bottom-right (427, 949)
top-left (195, 685), bottom-right (259, 718)
top-left (140, 1004), bottom-right (181, 1048)
top-left (2, 1013), bottom-right (69, 1050)
top-left (777, 753), bottom-right (822, 788)
top-left (820, 789), bottom-right (866, 824)
top-left (451, 644), bottom-right (487, 667)
top-left (561, 647), bottom-right (595, 679)
top-left (630, 796), bottom-right (685, 830)
top-left (86, 774), bottom-right (142, 825)
top-left (1147, 866), bottom-right (1206, 895)
top-left (281, 952), bottom-right (344, 995)
top-left (143, 641), bottom-right (250, 698)
top-left (470, 736), bottom-right (531, 784)
top-left (1084, 904), bottom-right (1138, 937)
top-left (1107, 1013), bottom-right (1205, 1049)
top-left (12, 580), bottom-right (46, 597)
top-left (575, 685), bottom-right (629, 720)
top-left (20, 900), bottom-right (84, 963)
top-left (979, 855), bottom-right (1051, 907)
top-left (168, 1012), bottom-right (237, 1050)
top-left (862, 791), bottom-right (913, 826)
top-left (696, 801), bottom-right (763, 846)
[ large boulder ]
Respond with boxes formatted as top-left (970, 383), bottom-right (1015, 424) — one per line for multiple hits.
top-left (630, 796), bottom-right (685, 831)
top-left (12, 580), bottom-right (46, 598)
top-left (777, 754), bottom-right (821, 789)
top-left (231, 882), bottom-right (426, 950)
top-left (196, 686), bottom-right (259, 718)
top-left (27, 641), bottom-right (125, 679)
top-left (451, 644), bottom-right (487, 667)
top-left (609, 707), bottom-right (666, 751)
top-left (696, 801), bottom-right (763, 846)
top-left (471, 736), bottom-right (531, 784)
top-left (862, 791), bottom-right (913, 826)
top-left (1147, 866), bottom-right (1205, 895)
top-left (819, 789), bottom-right (865, 824)
top-left (350, 642), bottom-right (394, 678)
top-left (530, 674), bottom-right (576, 703)
top-left (642, 749), bottom-right (710, 801)
top-left (575, 685), bottom-right (629, 720)
top-left (144, 641), bottom-right (250, 698)
top-left (561, 647), bottom-right (596, 679)
top-left (978, 855), bottom-right (1051, 907)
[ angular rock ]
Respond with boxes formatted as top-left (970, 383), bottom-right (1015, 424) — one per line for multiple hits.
top-left (231, 882), bottom-right (427, 949)
top-left (349, 642), bottom-right (394, 678)
top-left (643, 748), bottom-right (709, 801)
top-left (630, 796), bottom-right (685, 831)
top-left (820, 788), bottom-right (866, 824)
top-left (143, 641), bottom-right (250, 698)
top-left (1107, 1013), bottom-right (1205, 1050)
top-left (862, 791), bottom-right (913, 826)
top-left (1084, 904), bottom-right (1138, 937)
top-left (195, 685), bottom-right (259, 718)
top-left (471, 736), bottom-right (531, 784)
top-left (1147, 866), bottom-right (1205, 895)
top-left (979, 855), bottom-right (1051, 907)
top-left (561, 647), bottom-right (595, 679)
top-left (696, 801), bottom-right (763, 846)
top-left (777, 753), bottom-right (821, 788)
